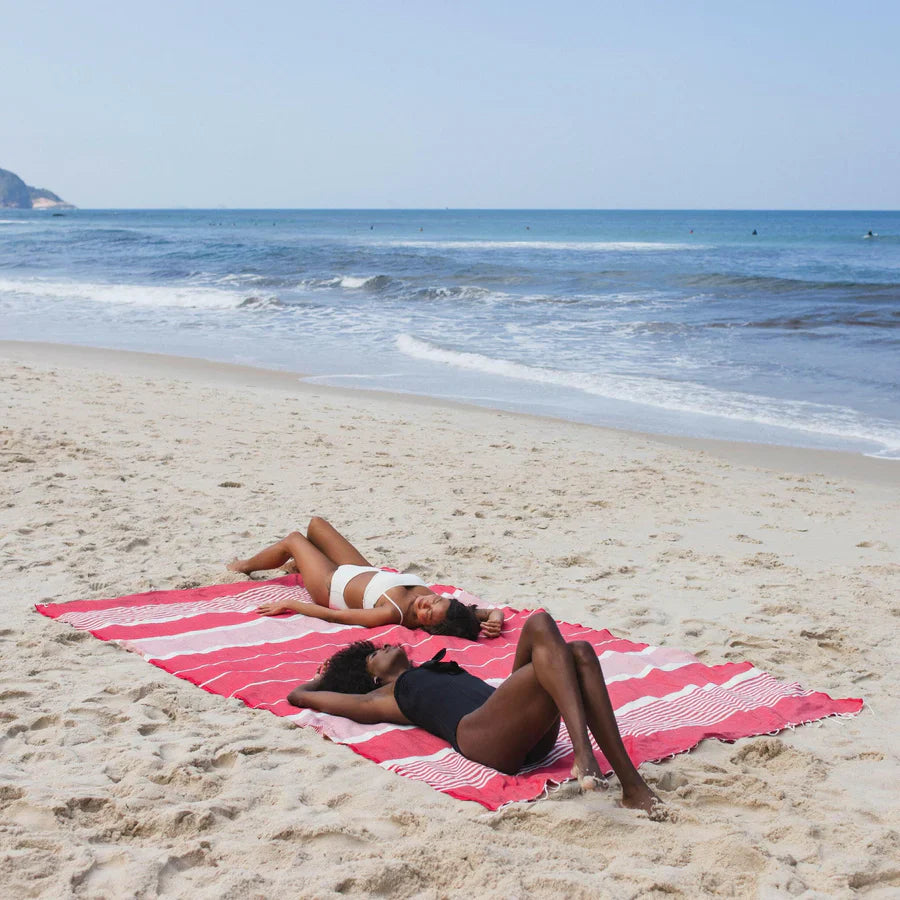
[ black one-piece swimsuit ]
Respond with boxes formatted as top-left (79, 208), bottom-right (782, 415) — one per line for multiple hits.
top-left (393, 658), bottom-right (494, 753)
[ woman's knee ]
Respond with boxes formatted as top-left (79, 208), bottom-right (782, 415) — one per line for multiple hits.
top-left (524, 610), bottom-right (557, 637)
top-left (307, 516), bottom-right (331, 539)
top-left (571, 641), bottom-right (597, 665)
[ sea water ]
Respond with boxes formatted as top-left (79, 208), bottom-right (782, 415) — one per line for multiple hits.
top-left (1, 209), bottom-right (898, 457)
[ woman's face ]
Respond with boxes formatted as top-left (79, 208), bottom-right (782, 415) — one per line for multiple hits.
top-left (365, 644), bottom-right (410, 681)
top-left (411, 592), bottom-right (450, 627)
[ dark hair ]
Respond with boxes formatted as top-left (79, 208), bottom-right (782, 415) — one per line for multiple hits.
top-left (423, 597), bottom-right (480, 641)
top-left (318, 640), bottom-right (378, 694)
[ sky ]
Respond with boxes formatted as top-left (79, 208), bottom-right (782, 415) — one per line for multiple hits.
top-left (2, 1), bottom-right (898, 209)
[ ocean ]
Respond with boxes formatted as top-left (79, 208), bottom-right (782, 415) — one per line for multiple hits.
top-left (1, 208), bottom-right (898, 457)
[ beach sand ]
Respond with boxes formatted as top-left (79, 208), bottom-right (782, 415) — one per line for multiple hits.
top-left (1, 340), bottom-right (897, 898)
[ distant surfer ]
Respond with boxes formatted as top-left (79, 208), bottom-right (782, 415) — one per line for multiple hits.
top-left (751, 229), bottom-right (757, 236)
top-left (864, 230), bottom-right (876, 238)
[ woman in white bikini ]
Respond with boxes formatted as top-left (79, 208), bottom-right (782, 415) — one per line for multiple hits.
top-left (228, 517), bottom-right (503, 640)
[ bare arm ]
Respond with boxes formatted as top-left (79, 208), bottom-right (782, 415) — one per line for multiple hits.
top-left (255, 596), bottom-right (308, 616)
top-left (475, 607), bottom-right (504, 639)
top-left (257, 601), bottom-right (398, 628)
top-left (287, 683), bottom-right (410, 725)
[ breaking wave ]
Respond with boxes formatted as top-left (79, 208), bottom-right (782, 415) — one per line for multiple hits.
top-left (396, 334), bottom-right (900, 455)
top-left (0, 277), bottom-right (271, 310)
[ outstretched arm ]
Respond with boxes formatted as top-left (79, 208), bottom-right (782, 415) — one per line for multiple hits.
top-left (475, 607), bottom-right (504, 638)
top-left (257, 600), bottom-right (399, 628)
top-left (255, 596), bottom-right (309, 616)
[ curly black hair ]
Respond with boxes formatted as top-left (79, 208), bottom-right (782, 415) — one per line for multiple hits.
top-left (318, 640), bottom-right (378, 694)
top-left (423, 597), bottom-right (480, 641)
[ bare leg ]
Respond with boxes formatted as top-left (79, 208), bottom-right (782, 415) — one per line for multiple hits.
top-left (228, 532), bottom-right (337, 606)
top-left (455, 663), bottom-right (563, 775)
top-left (305, 517), bottom-right (372, 566)
top-left (570, 641), bottom-right (660, 813)
top-left (458, 612), bottom-right (601, 785)
top-left (506, 612), bottom-right (605, 786)
top-left (461, 612), bottom-right (659, 811)
top-left (229, 537), bottom-right (293, 573)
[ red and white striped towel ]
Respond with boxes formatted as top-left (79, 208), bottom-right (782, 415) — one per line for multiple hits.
top-left (36, 575), bottom-right (863, 810)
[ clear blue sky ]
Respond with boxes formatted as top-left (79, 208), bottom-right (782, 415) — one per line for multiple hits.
top-left (3, 1), bottom-right (898, 208)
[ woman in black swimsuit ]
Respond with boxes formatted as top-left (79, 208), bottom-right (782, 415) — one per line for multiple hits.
top-left (288, 611), bottom-right (660, 813)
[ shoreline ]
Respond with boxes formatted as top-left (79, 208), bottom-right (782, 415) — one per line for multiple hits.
top-left (4, 339), bottom-right (898, 487)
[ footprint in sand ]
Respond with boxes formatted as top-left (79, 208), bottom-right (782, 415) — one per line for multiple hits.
top-left (588, 600), bottom-right (617, 614)
top-left (53, 630), bottom-right (89, 644)
top-left (741, 552), bottom-right (784, 569)
top-left (847, 869), bottom-right (900, 892)
top-left (137, 722), bottom-right (164, 737)
top-left (155, 848), bottom-right (211, 895)
top-left (69, 852), bottom-right (144, 896)
top-left (551, 553), bottom-right (594, 567)
top-left (799, 627), bottom-right (843, 651)
top-left (654, 770), bottom-right (690, 792)
top-left (53, 795), bottom-right (110, 822)
top-left (0, 690), bottom-right (28, 703)
top-left (0, 785), bottom-right (26, 805)
top-left (731, 738), bottom-right (829, 781)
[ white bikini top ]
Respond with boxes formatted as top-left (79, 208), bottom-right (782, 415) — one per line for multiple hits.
top-left (362, 570), bottom-right (428, 622)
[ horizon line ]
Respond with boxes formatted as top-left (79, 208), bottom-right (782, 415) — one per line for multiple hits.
top-left (20, 206), bottom-right (900, 213)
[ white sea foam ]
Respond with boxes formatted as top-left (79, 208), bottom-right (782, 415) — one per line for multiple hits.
top-left (215, 272), bottom-right (267, 284)
top-left (337, 275), bottom-right (372, 289)
top-left (0, 277), bottom-right (249, 310)
top-left (416, 285), bottom-right (495, 301)
top-left (396, 334), bottom-right (900, 454)
top-left (302, 373), bottom-right (404, 383)
top-left (297, 275), bottom-right (386, 290)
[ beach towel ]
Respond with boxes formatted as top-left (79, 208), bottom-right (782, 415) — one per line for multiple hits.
top-left (36, 576), bottom-right (863, 810)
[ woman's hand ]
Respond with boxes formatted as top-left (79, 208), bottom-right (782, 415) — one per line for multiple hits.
top-left (256, 600), bottom-right (300, 616)
top-left (479, 610), bottom-right (504, 639)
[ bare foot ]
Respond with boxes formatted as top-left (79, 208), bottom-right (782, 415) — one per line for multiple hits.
top-left (227, 559), bottom-right (250, 574)
top-left (571, 762), bottom-right (605, 793)
top-left (621, 783), bottom-right (663, 815)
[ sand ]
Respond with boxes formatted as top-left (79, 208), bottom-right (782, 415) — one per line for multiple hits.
top-left (1, 339), bottom-right (898, 899)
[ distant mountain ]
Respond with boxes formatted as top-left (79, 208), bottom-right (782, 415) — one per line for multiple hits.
top-left (0, 167), bottom-right (75, 209)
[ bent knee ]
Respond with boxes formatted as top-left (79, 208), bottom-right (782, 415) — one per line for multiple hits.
top-left (285, 530), bottom-right (304, 542)
top-left (571, 640), bottom-right (597, 664)
top-left (524, 610), bottom-right (556, 633)
top-left (307, 516), bottom-right (330, 536)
